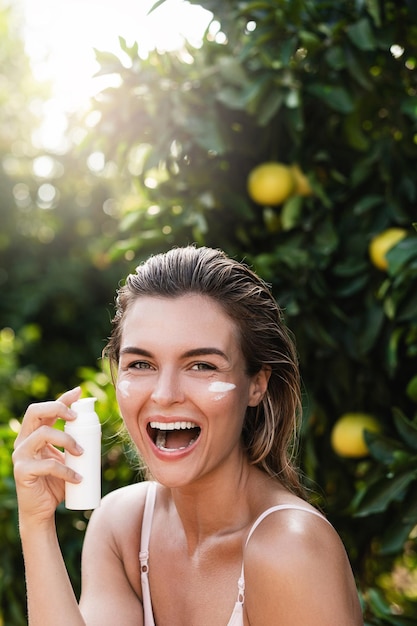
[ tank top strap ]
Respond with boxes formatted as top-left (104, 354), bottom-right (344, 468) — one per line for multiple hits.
top-left (235, 504), bottom-right (332, 605)
top-left (244, 504), bottom-right (331, 548)
top-left (139, 481), bottom-right (157, 626)
top-left (139, 481), bottom-right (157, 569)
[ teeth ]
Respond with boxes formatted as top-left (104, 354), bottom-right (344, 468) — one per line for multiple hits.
top-left (152, 421), bottom-right (201, 452)
top-left (150, 421), bottom-right (197, 431)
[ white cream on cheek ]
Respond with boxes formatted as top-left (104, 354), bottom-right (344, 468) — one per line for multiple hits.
top-left (117, 380), bottom-right (132, 398)
top-left (208, 381), bottom-right (236, 401)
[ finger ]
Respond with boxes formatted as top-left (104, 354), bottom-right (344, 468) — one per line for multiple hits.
top-left (56, 386), bottom-right (82, 407)
top-left (43, 443), bottom-right (66, 463)
top-left (15, 387), bottom-right (81, 446)
top-left (14, 424), bottom-right (84, 458)
top-left (15, 401), bottom-right (74, 447)
top-left (14, 455), bottom-right (83, 486)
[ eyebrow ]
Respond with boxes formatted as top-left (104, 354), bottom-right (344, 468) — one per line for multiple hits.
top-left (119, 346), bottom-right (229, 360)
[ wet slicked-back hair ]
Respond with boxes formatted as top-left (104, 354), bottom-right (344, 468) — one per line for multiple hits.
top-left (105, 245), bottom-right (304, 496)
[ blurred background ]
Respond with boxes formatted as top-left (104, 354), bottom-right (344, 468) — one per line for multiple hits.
top-left (1, 0), bottom-right (417, 623)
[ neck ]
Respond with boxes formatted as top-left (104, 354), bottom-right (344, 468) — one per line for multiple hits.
top-left (165, 462), bottom-right (269, 552)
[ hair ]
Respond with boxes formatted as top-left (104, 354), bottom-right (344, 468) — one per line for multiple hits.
top-left (104, 245), bottom-right (304, 496)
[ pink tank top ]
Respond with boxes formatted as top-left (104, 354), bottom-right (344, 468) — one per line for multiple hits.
top-left (139, 482), bottom-right (331, 626)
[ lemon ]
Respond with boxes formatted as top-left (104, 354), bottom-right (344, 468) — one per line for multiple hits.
top-left (369, 227), bottom-right (407, 271)
top-left (290, 163), bottom-right (313, 196)
top-left (331, 412), bottom-right (380, 458)
top-left (247, 162), bottom-right (295, 206)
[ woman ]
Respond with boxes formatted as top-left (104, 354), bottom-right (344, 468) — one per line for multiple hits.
top-left (13, 245), bottom-right (363, 625)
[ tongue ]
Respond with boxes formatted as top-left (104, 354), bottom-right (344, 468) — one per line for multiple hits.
top-left (165, 427), bottom-right (199, 449)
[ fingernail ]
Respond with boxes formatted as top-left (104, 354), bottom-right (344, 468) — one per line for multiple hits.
top-left (74, 472), bottom-right (83, 482)
top-left (75, 443), bottom-right (84, 454)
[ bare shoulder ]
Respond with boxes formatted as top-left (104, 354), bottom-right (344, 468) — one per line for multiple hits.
top-left (244, 505), bottom-right (363, 625)
top-left (83, 480), bottom-right (153, 572)
top-left (87, 480), bottom-right (150, 533)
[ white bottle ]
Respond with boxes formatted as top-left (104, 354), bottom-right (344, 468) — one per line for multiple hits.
top-left (65, 397), bottom-right (101, 510)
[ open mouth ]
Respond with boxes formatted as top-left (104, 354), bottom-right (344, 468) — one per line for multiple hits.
top-left (148, 421), bottom-right (201, 452)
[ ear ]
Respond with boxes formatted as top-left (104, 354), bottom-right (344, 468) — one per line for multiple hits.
top-left (248, 366), bottom-right (271, 407)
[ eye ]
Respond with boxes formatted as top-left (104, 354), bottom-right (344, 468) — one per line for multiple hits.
top-left (190, 362), bottom-right (217, 371)
top-left (123, 360), bottom-right (154, 371)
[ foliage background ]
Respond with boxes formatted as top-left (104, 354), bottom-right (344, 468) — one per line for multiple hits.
top-left (1, 0), bottom-right (417, 624)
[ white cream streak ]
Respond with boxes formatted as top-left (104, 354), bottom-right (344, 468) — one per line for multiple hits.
top-left (208, 381), bottom-right (236, 401)
top-left (117, 380), bottom-right (131, 398)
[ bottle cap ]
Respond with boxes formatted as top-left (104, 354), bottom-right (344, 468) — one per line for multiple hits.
top-left (70, 397), bottom-right (99, 426)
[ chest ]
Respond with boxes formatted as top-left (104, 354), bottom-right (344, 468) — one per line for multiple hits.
top-left (146, 529), bottom-right (245, 626)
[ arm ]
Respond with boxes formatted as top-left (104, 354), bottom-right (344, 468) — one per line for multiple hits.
top-left (13, 387), bottom-right (86, 626)
top-left (13, 390), bottom-right (145, 626)
top-left (244, 510), bottom-right (363, 625)
top-left (79, 486), bottom-right (145, 626)
top-left (19, 517), bottom-right (85, 626)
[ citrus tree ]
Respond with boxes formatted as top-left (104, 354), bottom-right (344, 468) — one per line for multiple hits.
top-left (2, 0), bottom-right (417, 623)
top-left (78, 0), bottom-right (417, 621)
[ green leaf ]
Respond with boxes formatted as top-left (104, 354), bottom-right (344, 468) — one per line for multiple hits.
top-left (147, 0), bottom-right (168, 15)
top-left (333, 274), bottom-right (369, 298)
top-left (306, 84), bottom-right (355, 114)
top-left (365, 588), bottom-right (417, 623)
top-left (93, 49), bottom-right (124, 76)
top-left (400, 96), bottom-right (417, 121)
top-left (353, 194), bottom-right (384, 215)
top-left (242, 75), bottom-right (274, 114)
top-left (313, 220), bottom-right (339, 255)
top-left (366, 0), bottom-right (382, 27)
top-left (216, 86), bottom-right (246, 110)
top-left (324, 46), bottom-right (346, 70)
top-left (379, 519), bottom-right (415, 555)
top-left (379, 494), bottom-right (417, 555)
top-left (333, 260), bottom-right (369, 277)
top-left (365, 431), bottom-right (405, 465)
top-left (356, 303), bottom-right (384, 353)
top-left (354, 470), bottom-right (417, 516)
top-left (118, 36), bottom-right (138, 60)
top-left (273, 244), bottom-right (310, 270)
top-left (280, 36), bottom-right (298, 66)
top-left (238, 0), bottom-right (278, 13)
top-left (386, 326), bottom-right (404, 373)
top-left (257, 90), bottom-right (285, 126)
top-left (344, 111), bottom-right (370, 151)
top-left (298, 30), bottom-right (321, 53)
top-left (188, 116), bottom-right (227, 154)
top-left (387, 237), bottom-right (417, 274)
top-left (217, 56), bottom-right (247, 87)
top-left (304, 318), bottom-right (338, 349)
top-left (398, 291), bottom-right (417, 323)
top-left (393, 407), bottom-right (417, 451)
top-left (366, 588), bottom-right (393, 618)
top-left (345, 48), bottom-right (373, 90)
top-left (281, 195), bottom-right (302, 230)
top-left (346, 18), bottom-right (377, 51)
top-left (406, 375), bottom-right (417, 402)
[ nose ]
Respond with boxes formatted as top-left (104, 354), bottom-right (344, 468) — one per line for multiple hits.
top-left (150, 368), bottom-right (184, 406)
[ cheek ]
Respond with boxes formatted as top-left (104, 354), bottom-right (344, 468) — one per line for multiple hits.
top-left (115, 379), bottom-right (142, 421)
top-left (206, 381), bottom-right (237, 402)
top-left (117, 380), bottom-right (132, 399)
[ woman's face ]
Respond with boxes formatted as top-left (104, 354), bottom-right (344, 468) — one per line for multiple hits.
top-left (116, 294), bottom-right (268, 487)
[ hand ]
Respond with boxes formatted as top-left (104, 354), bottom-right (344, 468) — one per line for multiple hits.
top-left (13, 387), bottom-right (83, 526)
